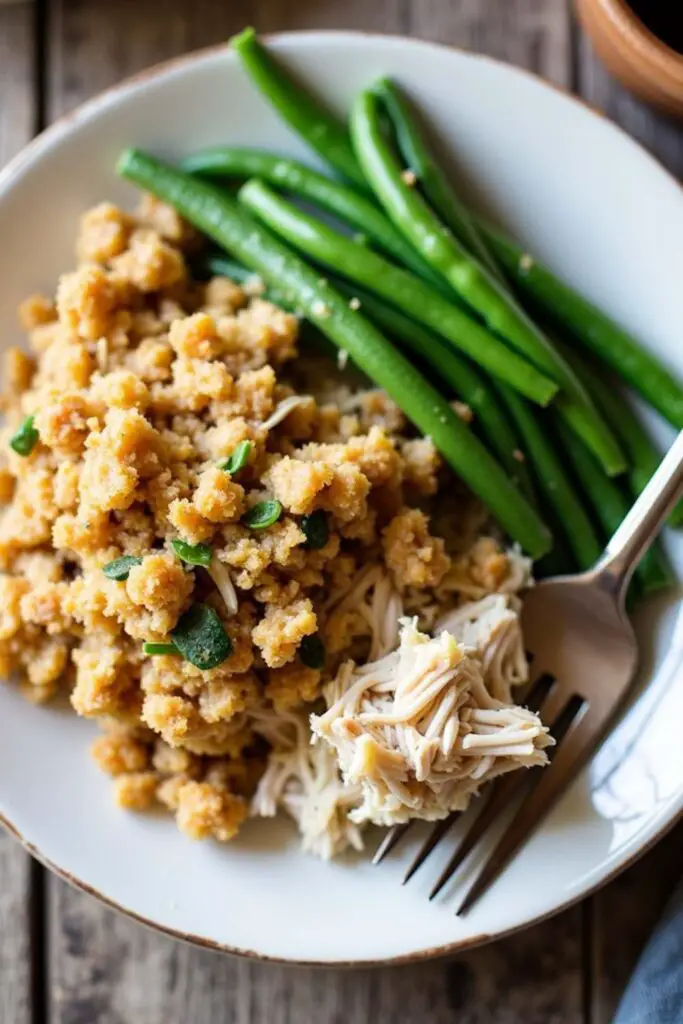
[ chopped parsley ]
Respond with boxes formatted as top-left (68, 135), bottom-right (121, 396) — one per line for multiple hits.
top-left (300, 510), bottom-right (329, 550)
top-left (218, 440), bottom-right (252, 476)
top-left (299, 634), bottom-right (326, 669)
top-left (171, 603), bottom-right (233, 670)
top-left (243, 499), bottom-right (282, 530)
top-left (142, 642), bottom-right (178, 656)
top-left (171, 539), bottom-right (212, 567)
top-left (102, 555), bottom-right (143, 581)
top-left (9, 415), bottom-right (39, 457)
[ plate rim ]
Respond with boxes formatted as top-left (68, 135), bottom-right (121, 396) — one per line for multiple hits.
top-left (1, 27), bottom-right (682, 966)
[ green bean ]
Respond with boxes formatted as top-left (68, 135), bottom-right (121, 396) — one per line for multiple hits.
top-left (237, 179), bottom-right (557, 406)
top-left (534, 533), bottom-right (576, 580)
top-left (350, 91), bottom-right (549, 359)
top-left (230, 28), bottom-right (365, 190)
top-left (373, 77), bottom-right (500, 278)
top-left (117, 148), bottom-right (551, 558)
top-left (183, 147), bottom-right (448, 291)
top-left (496, 384), bottom-right (601, 570)
top-left (333, 281), bottom-right (536, 500)
top-left (368, 81), bottom-right (626, 479)
top-left (204, 256), bottom-right (255, 287)
top-left (583, 373), bottom-right (658, 497)
top-left (493, 385), bottom-right (577, 577)
top-left (350, 89), bottom-right (625, 477)
top-left (206, 251), bottom-right (536, 498)
top-left (207, 251), bottom-right (534, 498)
top-left (482, 223), bottom-right (683, 430)
top-left (560, 344), bottom-right (683, 528)
top-left (498, 386), bottom-right (574, 567)
top-left (555, 418), bottom-right (673, 594)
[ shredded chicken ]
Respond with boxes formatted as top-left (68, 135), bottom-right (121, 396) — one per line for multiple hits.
top-left (208, 554), bottom-right (238, 616)
top-left (253, 568), bottom-right (545, 853)
top-left (311, 620), bottom-right (552, 828)
top-left (260, 395), bottom-right (311, 431)
top-left (324, 562), bottom-right (403, 661)
top-left (436, 594), bottom-right (528, 704)
top-left (251, 708), bottom-right (363, 859)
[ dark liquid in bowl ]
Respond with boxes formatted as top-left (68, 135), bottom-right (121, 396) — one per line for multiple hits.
top-left (627, 1), bottom-right (683, 54)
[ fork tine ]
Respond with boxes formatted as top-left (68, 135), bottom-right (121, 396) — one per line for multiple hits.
top-left (372, 822), bottom-right (412, 864)
top-left (455, 694), bottom-right (592, 915)
top-left (428, 773), bottom-right (524, 899)
top-left (402, 810), bottom-right (461, 885)
top-left (424, 670), bottom-right (557, 898)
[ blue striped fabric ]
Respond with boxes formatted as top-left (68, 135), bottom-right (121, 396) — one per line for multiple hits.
top-left (613, 879), bottom-right (683, 1023)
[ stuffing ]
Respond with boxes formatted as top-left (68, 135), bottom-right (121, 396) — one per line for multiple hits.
top-left (0, 197), bottom-right (539, 854)
top-left (382, 508), bottom-right (451, 589)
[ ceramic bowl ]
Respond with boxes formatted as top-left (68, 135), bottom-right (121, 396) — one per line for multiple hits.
top-left (576, 0), bottom-right (683, 118)
top-left (1, 31), bottom-right (683, 965)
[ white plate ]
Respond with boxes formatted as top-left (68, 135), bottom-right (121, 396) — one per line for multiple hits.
top-left (1, 31), bottom-right (683, 965)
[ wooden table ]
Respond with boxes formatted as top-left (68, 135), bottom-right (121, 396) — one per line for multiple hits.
top-left (1, 1), bottom-right (683, 1020)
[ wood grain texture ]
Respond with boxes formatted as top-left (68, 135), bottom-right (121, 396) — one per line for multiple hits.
top-left (49, 882), bottom-right (583, 1024)
top-left (0, 1), bottom-right (35, 161)
top-left (47, 0), bottom-right (408, 120)
top-left (0, 4), bottom-right (36, 1024)
top-left (408, 0), bottom-right (572, 86)
top-left (0, 836), bottom-right (32, 1024)
top-left (44, 2), bottom-right (583, 1021)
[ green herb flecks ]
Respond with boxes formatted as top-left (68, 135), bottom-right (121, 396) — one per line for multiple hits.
top-left (300, 510), bottom-right (329, 550)
top-left (143, 642), bottom-right (178, 656)
top-left (171, 539), bottom-right (212, 567)
top-left (219, 440), bottom-right (252, 476)
top-left (171, 603), bottom-right (233, 670)
top-left (299, 634), bottom-right (326, 669)
top-left (243, 499), bottom-right (282, 530)
top-left (102, 555), bottom-right (144, 581)
top-left (9, 415), bottom-right (39, 457)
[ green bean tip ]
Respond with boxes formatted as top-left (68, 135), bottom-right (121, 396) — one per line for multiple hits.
top-left (230, 26), bottom-right (257, 51)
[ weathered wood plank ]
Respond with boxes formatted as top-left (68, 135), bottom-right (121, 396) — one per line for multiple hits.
top-left (50, 889), bottom-right (584, 1024)
top-left (0, 2), bottom-right (35, 162)
top-left (408, 0), bottom-right (573, 87)
top-left (0, 4), bottom-right (37, 1024)
top-left (0, 831), bottom-right (33, 1024)
top-left (45, 2), bottom-right (583, 1023)
top-left (47, 0), bottom-right (407, 120)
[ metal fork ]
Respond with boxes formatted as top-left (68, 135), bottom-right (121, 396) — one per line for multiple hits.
top-left (375, 428), bottom-right (683, 912)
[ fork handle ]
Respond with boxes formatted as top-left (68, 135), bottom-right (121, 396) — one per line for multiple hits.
top-left (595, 429), bottom-right (683, 599)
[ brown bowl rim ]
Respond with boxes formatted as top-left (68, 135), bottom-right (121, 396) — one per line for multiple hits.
top-left (588, 0), bottom-right (683, 94)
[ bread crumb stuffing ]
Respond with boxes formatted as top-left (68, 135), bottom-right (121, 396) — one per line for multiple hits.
top-left (0, 196), bottom-right (524, 853)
